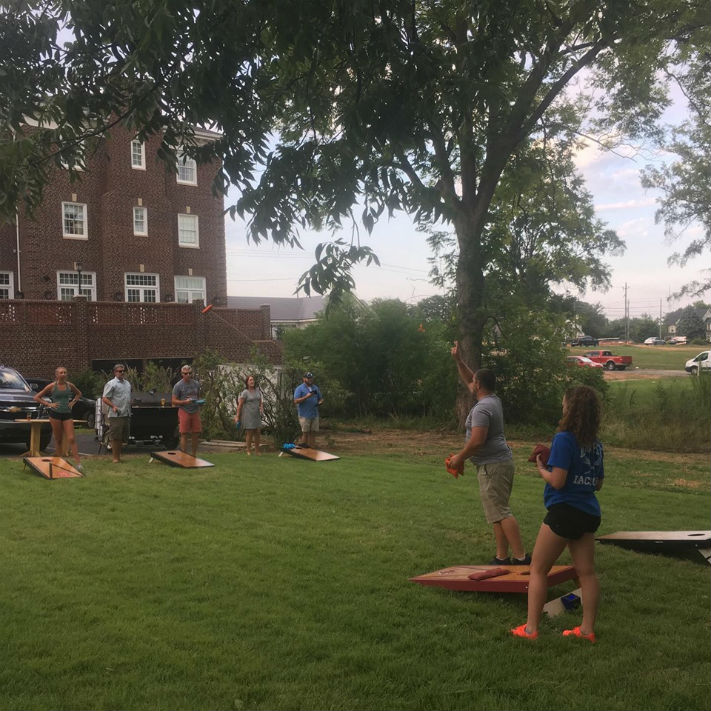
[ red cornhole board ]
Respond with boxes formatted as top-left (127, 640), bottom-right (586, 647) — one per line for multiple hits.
top-left (410, 564), bottom-right (577, 593)
top-left (283, 445), bottom-right (340, 462)
top-left (150, 451), bottom-right (214, 468)
top-left (23, 457), bottom-right (83, 479)
top-left (597, 530), bottom-right (711, 564)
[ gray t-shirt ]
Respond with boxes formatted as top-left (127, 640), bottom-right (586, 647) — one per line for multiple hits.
top-left (464, 393), bottom-right (512, 465)
top-left (172, 378), bottom-right (201, 414)
top-left (102, 377), bottom-right (132, 417)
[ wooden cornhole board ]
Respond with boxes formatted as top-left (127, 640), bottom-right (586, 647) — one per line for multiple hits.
top-left (281, 445), bottom-right (340, 462)
top-left (149, 451), bottom-right (214, 468)
top-left (410, 564), bottom-right (576, 593)
top-left (24, 457), bottom-right (83, 479)
top-left (597, 530), bottom-right (711, 564)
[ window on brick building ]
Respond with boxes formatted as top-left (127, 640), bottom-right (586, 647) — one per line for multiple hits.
top-left (62, 202), bottom-right (88, 239)
top-left (175, 276), bottom-right (206, 304)
top-left (57, 271), bottom-right (96, 301)
top-left (133, 206), bottom-right (148, 236)
top-left (178, 213), bottom-right (199, 248)
top-left (131, 139), bottom-right (146, 169)
top-left (0, 272), bottom-right (14, 299)
top-left (125, 273), bottom-right (159, 302)
top-left (176, 151), bottom-right (197, 185)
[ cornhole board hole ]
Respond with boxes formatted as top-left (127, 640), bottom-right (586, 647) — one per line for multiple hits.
top-left (410, 564), bottom-right (576, 593)
top-left (281, 444), bottom-right (340, 462)
top-left (149, 451), bottom-right (214, 468)
top-left (597, 530), bottom-right (711, 564)
top-left (24, 457), bottom-right (83, 479)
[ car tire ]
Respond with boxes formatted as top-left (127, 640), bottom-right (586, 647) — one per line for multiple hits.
top-left (690, 366), bottom-right (699, 375)
top-left (85, 411), bottom-right (95, 430)
top-left (605, 361), bottom-right (616, 370)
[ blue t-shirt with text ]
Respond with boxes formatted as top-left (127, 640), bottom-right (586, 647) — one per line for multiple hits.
top-left (544, 430), bottom-right (604, 516)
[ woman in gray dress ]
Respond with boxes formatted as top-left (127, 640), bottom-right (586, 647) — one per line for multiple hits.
top-left (235, 374), bottom-right (264, 455)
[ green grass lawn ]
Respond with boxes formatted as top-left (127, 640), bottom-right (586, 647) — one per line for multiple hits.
top-left (1, 446), bottom-right (709, 711)
top-left (568, 343), bottom-right (706, 370)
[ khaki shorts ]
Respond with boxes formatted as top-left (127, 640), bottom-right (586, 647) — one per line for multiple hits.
top-left (476, 459), bottom-right (515, 523)
top-left (299, 416), bottom-right (319, 433)
top-left (108, 416), bottom-right (130, 443)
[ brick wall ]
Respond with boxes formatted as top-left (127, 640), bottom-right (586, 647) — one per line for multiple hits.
top-left (0, 299), bottom-right (281, 376)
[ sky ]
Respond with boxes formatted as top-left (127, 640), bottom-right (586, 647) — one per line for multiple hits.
top-left (223, 96), bottom-right (703, 323)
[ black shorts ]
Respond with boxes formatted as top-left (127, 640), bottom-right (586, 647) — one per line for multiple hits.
top-left (48, 411), bottom-right (73, 422)
top-left (544, 503), bottom-right (601, 540)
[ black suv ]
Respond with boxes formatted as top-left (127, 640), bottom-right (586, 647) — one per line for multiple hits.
top-left (0, 365), bottom-right (52, 450)
top-left (570, 335), bottom-right (599, 347)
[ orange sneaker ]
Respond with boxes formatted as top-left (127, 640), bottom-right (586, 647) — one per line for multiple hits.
top-left (562, 626), bottom-right (596, 643)
top-left (510, 624), bottom-right (538, 640)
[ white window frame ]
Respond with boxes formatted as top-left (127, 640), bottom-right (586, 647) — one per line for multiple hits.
top-left (124, 272), bottom-right (160, 303)
top-left (131, 139), bottom-right (146, 170)
top-left (174, 275), bottom-right (206, 304)
top-left (0, 271), bottom-right (14, 299)
top-left (62, 202), bottom-right (88, 240)
top-left (133, 206), bottom-right (148, 236)
top-left (176, 150), bottom-right (197, 185)
top-left (57, 271), bottom-right (96, 301)
top-left (177, 213), bottom-right (199, 248)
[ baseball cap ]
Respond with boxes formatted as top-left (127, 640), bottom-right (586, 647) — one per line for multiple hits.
top-left (304, 372), bottom-right (314, 378)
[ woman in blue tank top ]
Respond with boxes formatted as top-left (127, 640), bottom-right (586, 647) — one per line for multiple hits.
top-left (511, 385), bottom-right (604, 643)
top-left (33, 366), bottom-right (83, 472)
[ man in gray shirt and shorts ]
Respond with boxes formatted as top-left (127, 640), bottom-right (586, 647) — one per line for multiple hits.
top-left (448, 343), bottom-right (530, 565)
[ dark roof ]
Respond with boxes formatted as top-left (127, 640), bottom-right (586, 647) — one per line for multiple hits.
top-left (227, 295), bottom-right (326, 322)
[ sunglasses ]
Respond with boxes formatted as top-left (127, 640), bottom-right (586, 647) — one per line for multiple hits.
top-left (115, 369), bottom-right (125, 373)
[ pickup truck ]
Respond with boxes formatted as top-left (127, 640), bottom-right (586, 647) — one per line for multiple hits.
top-left (583, 350), bottom-right (633, 371)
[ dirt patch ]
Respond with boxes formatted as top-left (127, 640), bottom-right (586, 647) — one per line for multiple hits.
top-left (320, 428), bottom-right (708, 465)
top-left (603, 369), bottom-right (688, 380)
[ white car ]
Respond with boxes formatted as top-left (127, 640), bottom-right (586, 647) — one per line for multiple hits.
top-left (685, 351), bottom-right (710, 375)
top-left (668, 336), bottom-right (688, 345)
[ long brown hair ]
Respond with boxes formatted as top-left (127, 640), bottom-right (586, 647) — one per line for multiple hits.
top-left (558, 385), bottom-right (601, 449)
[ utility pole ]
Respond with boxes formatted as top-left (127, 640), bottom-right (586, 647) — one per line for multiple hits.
top-left (624, 282), bottom-right (629, 342)
top-left (659, 299), bottom-right (663, 339)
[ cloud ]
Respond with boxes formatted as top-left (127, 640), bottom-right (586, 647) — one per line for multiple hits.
top-left (595, 197), bottom-right (658, 211)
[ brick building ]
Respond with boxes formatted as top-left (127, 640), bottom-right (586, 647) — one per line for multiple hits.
top-left (1, 124), bottom-right (226, 305)
top-left (0, 124), bottom-right (281, 374)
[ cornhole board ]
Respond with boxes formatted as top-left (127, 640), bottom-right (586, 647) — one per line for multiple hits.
top-left (149, 451), bottom-right (214, 468)
top-left (23, 457), bottom-right (83, 479)
top-left (281, 444), bottom-right (340, 462)
top-left (410, 564), bottom-right (577, 593)
top-left (597, 530), bottom-right (711, 564)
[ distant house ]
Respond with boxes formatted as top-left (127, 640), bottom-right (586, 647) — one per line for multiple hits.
top-left (227, 295), bottom-right (326, 338)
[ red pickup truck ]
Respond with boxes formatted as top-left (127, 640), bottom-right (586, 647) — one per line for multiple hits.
top-left (583, 350), bottom-right (633, 371)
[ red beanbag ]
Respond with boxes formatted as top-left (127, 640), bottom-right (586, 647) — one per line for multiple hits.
top-left (445, 455), bottom-right (464, 478)
top-left (528, 444), bottom-right (551, 464)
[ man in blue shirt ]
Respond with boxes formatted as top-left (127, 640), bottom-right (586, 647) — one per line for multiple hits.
top-left (293, 372), bottom-right (323, 448)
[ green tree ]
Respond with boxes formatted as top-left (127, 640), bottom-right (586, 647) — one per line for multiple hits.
top-left (1, 0), bottom-right (707, 366)
top-left (675, 305), bottom-right (706, 340)
top-left (641, 48), bottom-right (711, 297)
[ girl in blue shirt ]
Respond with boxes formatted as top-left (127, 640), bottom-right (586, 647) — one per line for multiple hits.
top-left (512, 385), bottom-right (604, 642)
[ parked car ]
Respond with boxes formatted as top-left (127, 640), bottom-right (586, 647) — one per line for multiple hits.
top-left (566, 356), bottom-right (604, 369)
top-left (685, 351), bottom-right (710, 375)
top-left (668, 336), bottom-right (688, 345)
top-left (643, 337), bottom-right (666, 345)
top-left (25, 377), bottom-right (97, 428)
top-left (569, 335), bottom-right (599, 347)
top-left (0, 365), bottom-right (52, 450)
top-left (583, 350), bottom-right (633, 371)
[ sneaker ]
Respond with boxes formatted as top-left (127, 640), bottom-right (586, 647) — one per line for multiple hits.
top-left (511, 624), bottom-right (538, 640)
top-left (489, 556), bottom-right (511, 565)
top-left (562, 626), bottom-right (596, 643)
top-left (75, 463), bottom-right (84, 474)
top-left (510, 554), bottom-right (532, 565)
